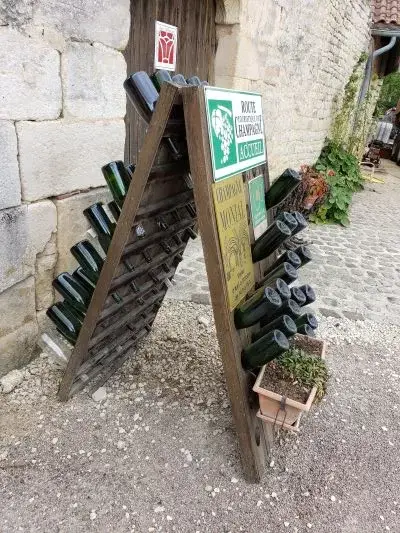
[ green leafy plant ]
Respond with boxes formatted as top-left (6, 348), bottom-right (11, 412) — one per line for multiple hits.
top-left (310, 141), bottom-right (364, 226)
top-left (277, 348), bottom-right (328, 402)
top-left (374, 72), bottom-right (400, 117)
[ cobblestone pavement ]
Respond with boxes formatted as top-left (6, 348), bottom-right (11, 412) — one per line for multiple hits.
top-left (169, 160), bottom-right (400, 325)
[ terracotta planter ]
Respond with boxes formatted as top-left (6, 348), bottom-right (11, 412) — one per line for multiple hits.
top-left (253, 334), bottom-right (326, 432)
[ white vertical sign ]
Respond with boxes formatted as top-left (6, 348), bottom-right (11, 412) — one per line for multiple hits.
top-left (154, 21), bottom-right (178, 72)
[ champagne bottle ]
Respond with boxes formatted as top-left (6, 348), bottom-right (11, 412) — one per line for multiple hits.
top-left (234, 287), bottom-right (282, 329)
top-left (171, 74), bottom-right (188, 85)
top-left (264, 169), bottom-right (301, 209)
top-left (46, 302), bottom-right (82, 345)
top-left (53, 272), bottom-right (92, 313)
top-left (151, 69), bottom-right (173, 91)
top-left (265, 250), bottom-right (301, 273)
top-left (293, 245), bottom-right (312, 266)
top-left (295, 313), bottom-right (318, 330)
top-left (252, 221), bottom-right (292, 262)
top-left (272, 278), bottom-right (291, 301)
top-left (297, 324), bottom-right (316, 337)
top-left (276, 212), bottom-right (298, 232)
top-left (252, 314), bottom-right (297, 343)
top-left (108, 200), bottom-right (121, 222)
top-left (291, 211), bottom-right (308, 235)
top-left (290, 287), bottom-right (306, 306)
top-left (70, 240), bottom-right (104, 285)
top-left (83, 202), bottom-right (116, 253)
top-left (261, 298), bottom-right (302, 326)
top-left (297, 284), bottom-right (316, 305)
top-left (124, 71), bottom-right (159, 123)
top-left (186, 76), bottom-right (202, 86)
top-left (101, 161), bottom-right (131, 209)
top-left (242, 330), bottom-right (289, 370)
top-left (72, 267), bottom-right (95, 296)
top-left (260, 262), bottom-right (298, 287)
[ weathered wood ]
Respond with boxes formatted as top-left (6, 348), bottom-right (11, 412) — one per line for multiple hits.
top-left (182, 87), bottom-right (270, 482)
top-left (58, 83), bottom-right (181, 401)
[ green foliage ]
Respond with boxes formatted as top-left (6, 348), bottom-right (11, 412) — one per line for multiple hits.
top-left (278, 348), bottom-right (328, 402)
top-left (375, 72), bottom-right (400, 117)
top-left (310, 141), bottom-right (364, 226)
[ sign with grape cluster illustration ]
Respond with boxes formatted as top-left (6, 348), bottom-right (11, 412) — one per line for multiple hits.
top-left (205, 88), bottom-right (266, 182)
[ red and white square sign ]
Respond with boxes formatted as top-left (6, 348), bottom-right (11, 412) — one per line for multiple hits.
top-left (154, 21), bottom-right (178, 72)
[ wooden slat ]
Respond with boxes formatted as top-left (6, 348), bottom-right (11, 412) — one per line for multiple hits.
top-left (58, 83), bottom-right (181, 401)
top-left (182, 87), bottom-right (270, 482)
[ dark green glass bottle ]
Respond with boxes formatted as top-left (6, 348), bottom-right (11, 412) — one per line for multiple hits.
top-left (297, 324), bottom-right (316, 337)
top-left (52, 272), bottom-right (92, 313)
top-left (264, 169), bottom-right (301, 209)
top-left (276, 212), bottom-right (298, 232)
top-left (297, 284), bottom-right (316, 305)
top-left (295, 313), bottom-right (318, 329)
top-left (293, 245), bottom-right (312, 266)
top-left (290, 287), bottom-right (306, 306)
top-left (252, 220), bottom-right (292, 262)
top-left (234, 287), bottom-right (281, 329)
top-left (124, 71), bottom-right (159, 123)
top-left (101, 161), bottom-right (131, 209)
top-left (72, 267), bottom-right (95, 296)
top-left (242, 330), bottom-right (289, 371)
top-left (260, 261), bottom-right (298, 287)
top-left (272, 278), bottom-right (291, 301)
top-left (46, 302), bottom-right (82, 345)
top-left (70, 240), bottom-right (104, 285)
top-left (261, 298), bottom-right (302, 326)
top-left (171, 74), bottom-right (188, 85)
top-left (265, 250), bottom-right (301, 273)
top-left (186, 76), bottom-right (202, 86)
top-left (252, 314), bottom-right (297, 343)
top-left (83, 202), bottom-right (116, 254)
top-left (108, 200), bottom-right (121, 221)
top-left (291, 211), bottom-right (308, 235)
top-left (151, 69), bottom-right (173, 91)
top-left (126, 163), bottom-right (136, 178)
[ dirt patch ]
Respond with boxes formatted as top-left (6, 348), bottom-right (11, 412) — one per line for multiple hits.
top-left (260, 360), bottom-right (310, 403)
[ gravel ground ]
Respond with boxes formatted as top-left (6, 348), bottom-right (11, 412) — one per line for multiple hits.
top-left (1, 299), bottom-right (400, 533)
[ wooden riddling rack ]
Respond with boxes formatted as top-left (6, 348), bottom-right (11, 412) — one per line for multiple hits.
top-left (59, 82), bottom-right (277, 483)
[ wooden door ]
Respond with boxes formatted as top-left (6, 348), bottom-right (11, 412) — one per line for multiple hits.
top-left (124, 0), bottom-right (216, 163)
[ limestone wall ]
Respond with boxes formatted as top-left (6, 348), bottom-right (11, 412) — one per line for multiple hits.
top-left (215, 0), bottom-right (371, 178)
top-left (0, 1), bottom-right (130, 375)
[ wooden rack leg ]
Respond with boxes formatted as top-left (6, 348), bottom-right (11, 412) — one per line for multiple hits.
top-left (183, 87), bottom-right (270, 482)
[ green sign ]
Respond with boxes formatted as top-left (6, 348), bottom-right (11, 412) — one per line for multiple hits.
top-left (248, 175), bottom-right (268, 239)
top-left (205, 87), bottom-right (266, 182)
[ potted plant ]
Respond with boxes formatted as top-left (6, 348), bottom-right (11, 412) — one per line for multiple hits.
top-left (253, 334), bottom-right (327, 432)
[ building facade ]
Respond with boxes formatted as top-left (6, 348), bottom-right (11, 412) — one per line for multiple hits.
top-left (0, 0), bottom-right (371, 376)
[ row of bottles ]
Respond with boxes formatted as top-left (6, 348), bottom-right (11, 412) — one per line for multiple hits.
top-left (237, 167), bottom-right (320, 371)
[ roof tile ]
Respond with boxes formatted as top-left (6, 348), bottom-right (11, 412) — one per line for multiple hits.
top-left (372, 0), bottom-right (400, 25)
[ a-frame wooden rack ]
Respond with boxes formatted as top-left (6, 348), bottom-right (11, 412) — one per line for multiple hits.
top-left (59, 83), bottom-right (274, 482)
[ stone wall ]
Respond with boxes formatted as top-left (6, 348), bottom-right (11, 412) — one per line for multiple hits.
top-left (0, 0), bottom-right (130, 376)
top-left (215, 0), bottom-right (371, 178)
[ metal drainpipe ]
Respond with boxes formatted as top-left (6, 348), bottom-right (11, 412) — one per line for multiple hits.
top-left (359, 35), bottom-right (397, 103)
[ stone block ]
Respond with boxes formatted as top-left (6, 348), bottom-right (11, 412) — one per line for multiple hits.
top-left (32, 0), bottom-right (130, 50)
top-left (62, 42), bottom-right (126, 119)
top-left (55, 187), bottom-right (112, 274)
top-left (0, 27), bottom-right (61, 120)
top-left (17, 119), bottom-right (125, 201)
top-left (0, 277), bottom-right (36, 338)
top-left (0, 201), bottom-right (56, 293)
top-left (0, 121), bottom-right (21, 210)
top-left (0, 321), bottom-right (39, 377)
top-left (35, 234), bottom-right (57, 311)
